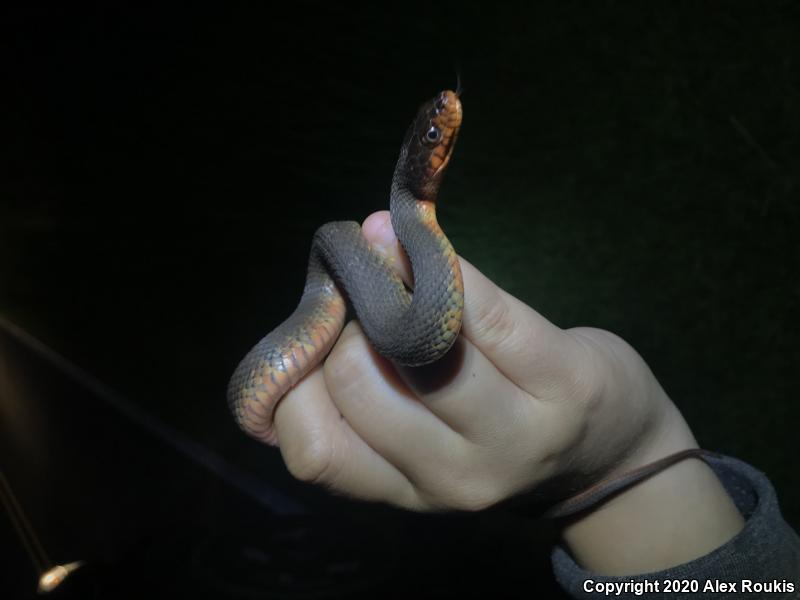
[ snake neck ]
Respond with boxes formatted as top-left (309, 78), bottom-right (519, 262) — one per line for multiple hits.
top-left (389, 176), bottom-right (442, 291)
top-left (387, 179), bottom-right (463, 365)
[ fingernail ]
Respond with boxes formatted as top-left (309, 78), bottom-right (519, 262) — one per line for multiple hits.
top-left (373, 218), bottom-right (396, 249)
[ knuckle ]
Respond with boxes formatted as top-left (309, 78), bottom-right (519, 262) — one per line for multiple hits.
top-left (325, 324), bottom-right (367, 384)
top-left (563, 329), bottom-right (614, 405)
top-left (469, 292), bottom-right (517, 352)
top-left (391, 482), bottom-right (430, 512)
top-left (446, 479), bottom-right (502, 512)
top-left (421, 454), bottom-right (504, 512)
top-left (282, 433), bottom-right (337, 486)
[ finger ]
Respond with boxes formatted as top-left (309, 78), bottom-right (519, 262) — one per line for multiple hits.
top-left (458, 258), bottom-right (591, 400)
top-left (273, 363), bottom-right (420, 507)
top-left (361, 211), bottom-right (588, 399)
top-left (394, 337), bottom-right (549, 447)
top-left (362, 211), bottom-right (412, 286)
top-left (324, 324), bottom-right (578, 509)
top-left (322, 321), bottom-right (470, 487)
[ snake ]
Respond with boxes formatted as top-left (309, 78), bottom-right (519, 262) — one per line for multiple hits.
top-left (227, 90), bottom-right (464, 446)
top-left (226, 90), bottom-right (718, 520)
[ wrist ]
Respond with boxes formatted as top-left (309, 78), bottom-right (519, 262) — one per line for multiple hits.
top-left (559, 403), bottom-right (744, 575)
top-left (561, 327), bottom-right (676, 486)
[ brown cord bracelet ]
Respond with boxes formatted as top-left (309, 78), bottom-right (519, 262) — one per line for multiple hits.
top-left (545, 448), bottom-right (721, 519)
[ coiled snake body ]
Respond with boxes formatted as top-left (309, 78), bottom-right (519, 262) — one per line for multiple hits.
top-left (228, 90), bottom-right (464, 446)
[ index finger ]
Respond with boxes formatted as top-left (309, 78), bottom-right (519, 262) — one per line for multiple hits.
top-left (362, 211), bottom-right (588, 399)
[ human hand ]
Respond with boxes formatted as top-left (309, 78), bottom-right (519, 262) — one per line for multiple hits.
top-left (272, 210), bottom-right (697, 514)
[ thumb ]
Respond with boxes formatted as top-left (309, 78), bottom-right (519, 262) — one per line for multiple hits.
top-left (361, 211), bottom-right (586, 396)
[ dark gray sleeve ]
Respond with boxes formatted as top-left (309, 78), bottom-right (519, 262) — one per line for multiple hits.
top-left (551, 455), bottom-right (800, 599)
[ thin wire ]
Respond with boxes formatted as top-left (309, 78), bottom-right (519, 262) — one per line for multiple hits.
top-left (0, 314), bottom-right (306, 516)
top-left (0, 469), bottom-right (51, 574)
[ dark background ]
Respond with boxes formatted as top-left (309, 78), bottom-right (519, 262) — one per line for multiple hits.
top-left (2, 2), bottom-right (798, 598)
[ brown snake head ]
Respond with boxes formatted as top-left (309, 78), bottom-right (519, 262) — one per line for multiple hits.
top-left (394, 90), bottom-right (462, 202)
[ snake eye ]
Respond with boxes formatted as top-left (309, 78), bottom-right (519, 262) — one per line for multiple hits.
top-left (423, 126), bottom-right (442, 144)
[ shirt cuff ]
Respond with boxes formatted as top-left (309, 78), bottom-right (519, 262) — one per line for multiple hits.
top-left (551, 454), bottom-right (800, 599)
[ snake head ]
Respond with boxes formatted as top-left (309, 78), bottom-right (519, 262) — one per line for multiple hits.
top-left (395, 90), bottom-right (462, 202)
